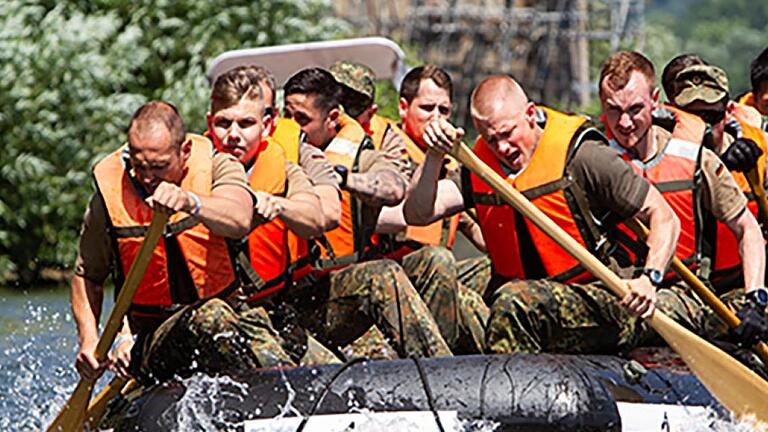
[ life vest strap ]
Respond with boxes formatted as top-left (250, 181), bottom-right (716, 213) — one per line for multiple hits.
top-left (110, 215), bottom-right (199, 238)
top-left (654, 179), bottom-right (696, 193)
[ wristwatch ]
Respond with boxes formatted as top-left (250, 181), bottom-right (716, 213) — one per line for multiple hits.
top-left (333, 165), bottom-right (349, 189)
top-left (642, 268), bottom-right (664, 287)
top-left (746, 288), bottom-right (768, 308)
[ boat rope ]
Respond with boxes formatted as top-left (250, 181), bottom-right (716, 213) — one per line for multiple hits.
top-left (412, 357), bottom-right (447, 432)
top-left (294, 357), bottom-right (368, 432)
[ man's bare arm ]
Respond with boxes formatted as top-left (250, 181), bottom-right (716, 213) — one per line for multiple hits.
top-left (346, 169), bottom-right (406, 207)
top-left (147, 183), bottom-right (253, 239)
top-left (632, 187), bottom-right (680, 272)
top-left (459, 211), bottom-right (487, 252)
top-left (274, 191), bottom-right (326, 239)
top-left (315, 184), bottom-right (341, 231)
top-left (404, 151), bottom-right (465, 225)
top-left (726, 209), bottom-right (766, 292)
top-left (71, 275), bottom-right (108, 380)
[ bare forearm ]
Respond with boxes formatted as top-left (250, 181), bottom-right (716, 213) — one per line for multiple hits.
top-left (346, 169), bottom-right (406, 207)
top-left (459, 214), bottom-right (487, 252)
top-left (316, 185), bottom-right (341, 231)
top-left (71, 275), bottom-right (103, 349)
top-left (277, 192), bottom-right (326, 239)
top-left (196, 189), bottom-right (253, 238)
top-left (731, 211), bottom-right (766, 291)
top-left (404, 151), bottom-right (444, 225)
top-left (636, 192), bottom-right (679, 271)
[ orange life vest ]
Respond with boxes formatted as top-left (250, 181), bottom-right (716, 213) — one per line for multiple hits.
top-left (708, 106), bottom-right (768, 286)
top-left (236, 135), bottom-right (297, 302)
top-left (93, 135), bottom-right (239, 331)
top-left (311, 114), bottom-right (379, 274)
top-left (607, 109), bottom-right (705, 279)
top-left (367, 114), bottom-right (460, 258)
top-left (736, 93), bottom-right (764, 127)
top-left (471, 107), bottom-right (605, 282)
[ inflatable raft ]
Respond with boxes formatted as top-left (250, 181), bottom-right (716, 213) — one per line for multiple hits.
top-left (106, 352), bottom-right (721, 431)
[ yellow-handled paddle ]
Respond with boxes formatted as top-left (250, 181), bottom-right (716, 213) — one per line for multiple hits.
top-left (48, 211), bottom-right (168, 432)
top-left (625, 218), bottom-right (768, 365)
top-left (449, 141), bottom-right (768, 422)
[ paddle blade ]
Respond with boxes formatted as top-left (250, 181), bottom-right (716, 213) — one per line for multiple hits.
top-left (651, 312), bottom-right (768, 423)
top-left (47, 379), bottom-right (95, 432)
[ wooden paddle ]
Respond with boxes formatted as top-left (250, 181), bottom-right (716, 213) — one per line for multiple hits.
top-left (449, 141), bottom-right (768, 422)
top-left (625, 218), bottom-right (768, 365)
top-left (48, 211), bottom-right (168, 432)
top-left (83, 377), bottom-right (137, 430)
top-left (745, 168), bottom-right (768, 228)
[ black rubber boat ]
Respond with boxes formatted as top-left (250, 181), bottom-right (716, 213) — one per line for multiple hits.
top-left (105, 352), bottom-right (722, 431)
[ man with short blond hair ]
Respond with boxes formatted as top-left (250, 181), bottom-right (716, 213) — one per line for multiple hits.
top-left (598, 51), bottom-right (767, 353)
top-left (404, 75), bottom-right (680, 354)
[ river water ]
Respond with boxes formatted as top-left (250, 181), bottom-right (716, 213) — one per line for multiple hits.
top-left (0, 287), bottom-right (764, 431)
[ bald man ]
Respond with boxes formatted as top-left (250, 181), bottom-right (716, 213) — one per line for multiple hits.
top-left (403, 76), bottom-right (681, 355)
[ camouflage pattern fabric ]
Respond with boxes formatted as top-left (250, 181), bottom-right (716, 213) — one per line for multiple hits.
top-left (456, 285), bottom-right (489, 354)
top-left (287, 259), bottom-right (452, 358)
top-left (133, 298), bottom-right (293, 384)
top-left (485, 280), bottom-right (646, 354)
top-left (342, 325), bottom-right (399, 360)
top-left (401, 246), bottom-right (460, 346)
top-left (456, 255), bottom-right (493, 296)
top-left (329, 60), bottom-right (376, 100)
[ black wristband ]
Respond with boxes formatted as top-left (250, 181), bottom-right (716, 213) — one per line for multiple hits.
top-left (334, 165), bottom-right (349, 189)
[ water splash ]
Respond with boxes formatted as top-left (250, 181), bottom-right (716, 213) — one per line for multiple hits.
top-left (0, 291), bottom-right (116, 432)
top-left (161, 372), bottom-right (249, 431)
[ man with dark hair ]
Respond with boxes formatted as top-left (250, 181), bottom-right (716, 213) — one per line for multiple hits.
top-left (598, 51), bottom-right (767, 355)
top-left (737, 47), bottom-right (768, 123)
top-left (404, 75), bottom-right (681, 354)
top-left (71, 101), bottom-right (290, 385)
top-left (279, 67), bottom-right (452, 359)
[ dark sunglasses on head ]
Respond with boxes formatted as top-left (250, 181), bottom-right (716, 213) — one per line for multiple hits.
top-left (688, 109), bottom-right (726, 125)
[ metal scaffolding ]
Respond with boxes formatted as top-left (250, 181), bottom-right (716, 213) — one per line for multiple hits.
top-left (333, 0), bottom-right (644, 123)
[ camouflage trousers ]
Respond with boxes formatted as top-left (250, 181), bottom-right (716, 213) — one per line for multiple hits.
top-left (400, 247), bottom-right (489, 354)
top-left (456, 255), bottom-right (493, 295)
top-left (287, 259), bottom-right (452, 359)
top-left (485, 279), bottom-right (760, 355)
top-left (133, 298), bottom-right (294, 384)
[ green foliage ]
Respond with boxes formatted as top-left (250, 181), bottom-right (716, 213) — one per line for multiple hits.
top-left (0, 0), bottom-right (348, 286)
top-left (646, 0), bottom-right (767, 96)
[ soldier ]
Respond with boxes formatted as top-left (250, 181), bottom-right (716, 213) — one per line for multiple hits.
top-left (403, 75), bottom-right (681, 354)
top-left (598, 51), bottom-right (767, 356)
top-left (72, 101), bottom-right (293, 385)
top-left (279, 67), bottom-right (451, 358)
top-left (668, 65), bottom-right (768, 291)
top-left (206, 66), bottom-right (340, 365)
top-left (328, 60), bottom-right (489, 352)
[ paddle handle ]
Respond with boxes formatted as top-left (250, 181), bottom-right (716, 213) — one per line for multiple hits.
top-left (48, 211), bottom-right (168, 432)
top-left (95, 211), bottom-right (168, 358)
top-left (85, 377), bottom-right (135, 429)
top-left (625, 219), bottom-right (768, 364)
top-left (450, 142), bottom-right (629, 299)
top-left (745, 168), bottom-right (768, 228)
top-left (450, 141), bottom-right (768, 421)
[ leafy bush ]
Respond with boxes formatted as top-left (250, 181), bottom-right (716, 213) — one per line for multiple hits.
top-left (0, 0), bottom-right (348, 286)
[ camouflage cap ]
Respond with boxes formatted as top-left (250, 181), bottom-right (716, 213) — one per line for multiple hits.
top-left (330, 60), bottom-right (376, 101)
top-left (674, 64), bottom-right (729, 106)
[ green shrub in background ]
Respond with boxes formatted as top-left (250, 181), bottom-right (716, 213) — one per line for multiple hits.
top-left (0, 0), bottom-right (348, 286)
